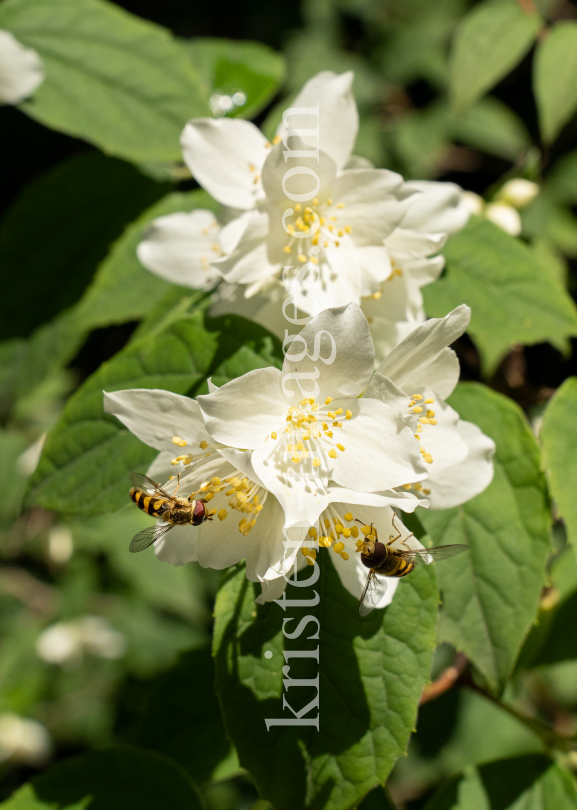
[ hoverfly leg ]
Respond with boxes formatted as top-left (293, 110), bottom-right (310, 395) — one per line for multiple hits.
top-left (389, 513), bottom-right (414, 550)
top-left (173, 473), bottom-right (181, 497)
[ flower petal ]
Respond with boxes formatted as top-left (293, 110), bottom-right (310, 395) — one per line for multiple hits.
top-left (261, 139), bottom-right (337, 204)
top-left (327, 483), bottom-right (427, 512)
top-left (211, 210), bottom-right (278, 284)
top-left (276, 70), bottom-right (358, 171)
top-left (0, 30), bottom-right (44, 104)
top-left (411, 389), bottom-right (468, 474)
top-left (424, 418), bottom-right (495, 509)
top-left (251, 439), bottom-right (329, 531)
top-left (137, 210), bottom-right (222, 290)
top-left (364, 371), bottom-right (413, 421)
top-left (103, 389), bottom-right (212, 454)
top-left (400, 181), bottom-right (470, 234)
top-left (197, 367), bottom-right (286, 450)
top-left (180, 118), bottom-right (269, 209)
top-left (331, 169), bottom-right (408, 245)
top-left (329, 397), bottom-right (427, 491)
top-left (377, 305), bottom-right (471, 398)
top-left (281, 303), bottom-right (374, 403)
top-left (155, 524), bottom-right (199, 565)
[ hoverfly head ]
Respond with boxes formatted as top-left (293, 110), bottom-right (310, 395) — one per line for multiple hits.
top-left (359, 539), bottom-right (388, 569)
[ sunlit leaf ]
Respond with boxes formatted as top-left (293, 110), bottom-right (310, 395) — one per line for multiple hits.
top-left (450, 0), bottom-right (541, 113)
top-left (213, 557), bottom-right (438, 810)
top-left (420, 384), bottom-right (551, 694)
top-left (183, 38), bottom-right (285, 120)
top-left (534, 21), bottom-right (577, 143)
top-left (0, 0), bottom-right (209, 163)
top-left (423, 217), bottom-right (577, 374)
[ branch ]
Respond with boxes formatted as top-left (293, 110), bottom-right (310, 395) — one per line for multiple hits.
top-left (419, 652), bottom-right (469, 705)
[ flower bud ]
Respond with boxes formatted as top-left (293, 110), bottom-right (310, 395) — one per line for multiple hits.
top-left (0, 714), bottom-right (52, 767)
top-left (497, 178), bottom-right (539, 209)
top-left (484, 202), bottom-right (522, 236)
top-left (461, 191), bottom-right (484, 216)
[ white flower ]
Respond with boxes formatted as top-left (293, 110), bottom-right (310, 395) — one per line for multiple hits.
top-left (137, 210), bottom-right (223, 290)
top-left (104, 304), bottom-right (430, 596)
top-left (0, 714), bottom-right (51, 767)
top-left (104, 303), bottom-right (493, 612)
top-left (497, 178), bottom-right (539, 209)
top-left (137, 71), bottom-right (469, 353)
top-left (0, 30), bottom-right (44, 104)
top-left (374, 304), bottom-right (496, 509)
top-left (262, 303), bottom-right (495, 610)
top-left (36, 616), bottom-right (125, 665)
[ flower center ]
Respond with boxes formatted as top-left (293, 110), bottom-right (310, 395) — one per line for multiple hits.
top-left (282, 199), bottom-right (352, 267)
top-left (190, 471), bottom-right (268, 536)
top-left (169, 436), bottom-right (219, 468)
top-left (300, 506), bottom-right (377, 566)
top-left (267, 396), bottom-right (350, 467)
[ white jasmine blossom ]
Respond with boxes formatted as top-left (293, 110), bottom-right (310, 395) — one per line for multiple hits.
top-left (104, 303), bottom-right (492, 610)
top-left (0, 30), bottom-right (44, 104)
top-left (137, 71), bottom-right (469, 355)
top-left (374, 304), bottom-right (496, 509)
top-left (104, 304), bottom-right (430, 597)
top-left (254, 303), bottom-right (495, 610)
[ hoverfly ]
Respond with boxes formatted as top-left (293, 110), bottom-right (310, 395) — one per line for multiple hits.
top-left (358, 516), bottom-right (468, 617)
top-left (128, 472), bottom-right (211, 553)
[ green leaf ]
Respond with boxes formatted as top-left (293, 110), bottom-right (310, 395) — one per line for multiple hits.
top-left (128, 646), bottom-right (240, 785)
top-left (423, 756), bottom-right (577, 810)
top-left (75, 189), bottom-right (218, 331)
top-left (419, 384), bottom-right (551, 694)
top-left (422, 217), bottom-right (577, 374)
top-left (0, 748), bottom-right (203, 810)
top-left (535, 21), bottom-right (577, 143)
top-left (0, 151), bottom-right (169, 341)
top-left (541, 378), bottom-right (577, 550)
top-left (0, 0), bottom-right (209, 163)
top-left (0, 311), bottom-right (87, 420)
top-left (450, 0), bottom-right (541, 113)
top-left (25, 308), bottom-right (282, 516)
top-left (183, 38), bottom-right (285, 120)
top-left (213, 557), bottom-right (438, 810)
top-left (452, 97), bottom-right (531, 161)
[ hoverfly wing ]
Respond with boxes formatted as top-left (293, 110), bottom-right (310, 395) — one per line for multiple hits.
top-left (129, 522), bottom-right (173, 553)
top-left (397, 544), bottom-right (469, 566)
top-left (358, 572), bottom-right (388, 617)
top-left (129, 472), bottom-right (172, 499)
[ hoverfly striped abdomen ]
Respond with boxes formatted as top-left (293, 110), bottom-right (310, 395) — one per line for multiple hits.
top-left (130, 487), bottom-right (169, 518)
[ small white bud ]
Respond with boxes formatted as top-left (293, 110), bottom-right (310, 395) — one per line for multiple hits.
top-left (498, 178), bottom-right (539, 209)
top-left (48, 526), bottom-right (73, 564)
top-left (36, 623), bottom-right (82, 665)
top-left (0, 714), bottom-right (52, 766)
top-left (484, 202), bottom-right (522, 236)
top-left (461, 191), bottom-right (484, 216)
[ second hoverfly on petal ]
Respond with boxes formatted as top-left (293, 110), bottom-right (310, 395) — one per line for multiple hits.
top-left (357, 515), bottom-right (468, 617)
